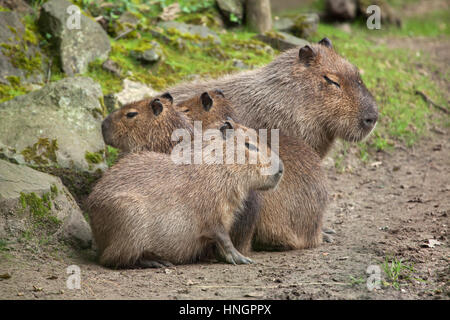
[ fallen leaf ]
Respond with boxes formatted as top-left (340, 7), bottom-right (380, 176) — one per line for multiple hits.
top-left (0, 273), bottom-right (11, 280)
top-left (32, 285), bottom-right (43, 292)
top-left (159, 3), bottom-right (180, 21)
top-left (422, 239), bottom-right (441, 248)
top-left (370, 161), bottom-right (382, 168)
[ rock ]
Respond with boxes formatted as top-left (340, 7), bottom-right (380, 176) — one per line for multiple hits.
top-left (102, 59), bottom-right (121, 77)
top-left (0, 159), bottom-right (92, 248)
top-left (38, 0), bottom-right (111, 76)
top-left (273, 14), bottom-right (319, 38)
top-left (336, 22), bottom-right (352, 33)
top-left (103, 94), bottom-right (120, 113)
top-left (113, 11), bottom-right (140, 38)
top-left (255, 31), bottom-right (309, 51)
top-left (130, 41), bottom-right (163, 64)
top-left (0, 11), bottom-right (45, 85)
top-left (115, 79), bottom-right (157, 106)
top-left (0, 77), bottom-right (106, 171)
top-left (232, 59), bottom-right (248, 69)
top-left (0, 0), bottom-right (32, 15)
top-left (216, 0), bottom-right (244, 23)
top-left (326, 0), bottom-right (357, 21)
top-left (158, 21), bottom-right (221, 45)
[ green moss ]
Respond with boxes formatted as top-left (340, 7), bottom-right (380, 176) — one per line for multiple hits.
top-left (0, 6), bottom-right (11, 12)
top-left (0, 80), bottom-right (29, 103)
top-left (19, 191), bottom-right (61, 228)
top-left (105, 146), bottom-right (119, 167)
top-left (21, 138), bottom-right (59, 166)
top-left (85, 151), bottom-right (103, 164)
top-left (1, 43), bottom-right (42, 76)
top-left (50, 184), bottom-right (59, 199)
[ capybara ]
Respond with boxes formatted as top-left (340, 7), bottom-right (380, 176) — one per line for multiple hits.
top-left (101, 93), bottom-right (192, 154)
top-left (165, 38), bottom-right (378, 158)
top-left (175, 90), bottom-right (328, 251)
top-left (86, 120), bottom-right (284, 268)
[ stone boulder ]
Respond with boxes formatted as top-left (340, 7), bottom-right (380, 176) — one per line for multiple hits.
top-left (216, 0), bottom-right (244, 24)
top-left (0, 11), bottom-right (45, 85)
top-left (114, 79), bottom-right (157, 107)
top-left (38, 0), bottom-right (111, 76)
top-left (0, 77), bottom-right (106, 171)
top-left (0, 159), bottom-right (92, 248)
top-left (255, 31), bottom-right (309, 51)
top-left (273, 14), bottom-right (319, 38)
top-left (325, 0), bottom-right (357, 21)
top-left (158, 21), bottom-right (221, 45)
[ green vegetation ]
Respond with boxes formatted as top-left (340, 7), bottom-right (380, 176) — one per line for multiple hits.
top-left (1, 0), bottom-right (447, 161)
top-left (19, 189), bottom-right (61, 230)
top-left (382, 256), bottom-right (424, 289)
top-left (106, 145), bottom-right (119, 167)
top-left (21, 138), bottom-right (59, 166)
top-left (85, 151), bottom-right (104, 164)
top-left (349, 275), bottom-right (366, 286)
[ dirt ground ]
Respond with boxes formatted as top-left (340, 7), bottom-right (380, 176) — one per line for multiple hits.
top-left (1, 34), bottom-right (449, 301)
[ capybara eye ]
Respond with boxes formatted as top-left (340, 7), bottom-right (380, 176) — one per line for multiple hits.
top-left (245, 142), bottom-right (258, 152)
top-left (126, 112), bottom-right (138, 119)
top-left (323, 76), bottom-right (340, 88)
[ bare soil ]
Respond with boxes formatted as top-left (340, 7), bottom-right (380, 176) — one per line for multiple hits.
top-left (0, 34), bottom-right (449, 302)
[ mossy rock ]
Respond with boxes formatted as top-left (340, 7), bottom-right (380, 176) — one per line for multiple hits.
top-left (0, 76), bottom-right (107, 171)
top-left (0, 159), bottom-right (92, 248)
top-left (38, 0), bottom-right (111, 76)
top-left (0, 11), bottom-right (46, 87)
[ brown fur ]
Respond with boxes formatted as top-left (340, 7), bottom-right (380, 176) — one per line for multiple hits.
top-left (165, 39), bottom-right (378, 158)
top-left (176, 89), bottom-right (235, 129)
top-left (101, 94), bottom-right (193, 154)
top-left (176, 91), bottom-right (328, 251)
top-left (86, 120), bottom-right (283, 268)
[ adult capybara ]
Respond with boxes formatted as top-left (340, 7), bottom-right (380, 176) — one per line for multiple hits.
top-left (165, 38), bottom-right (378, 158)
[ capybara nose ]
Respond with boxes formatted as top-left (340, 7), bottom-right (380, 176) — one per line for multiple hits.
top-left (361, 113), bottom-right (378, 130)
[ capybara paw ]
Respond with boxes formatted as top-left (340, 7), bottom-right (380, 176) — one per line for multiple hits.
top-left (323, 227), bottom-right (336, 235)
top-left (138, 259), bottom-right (173, 268)
top-left (322, 231), bottom-right (334, 243)
top-left (231, 251), bottom-right (254, 265)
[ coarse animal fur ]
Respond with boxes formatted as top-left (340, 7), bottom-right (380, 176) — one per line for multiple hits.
top-left (165, 38), bottom-right (378, 158)
top-left (101, 93), bottom-right (193, 154)
top-left (177, 90), bottom-right (328, 251)
top-left (86, 120), bottom-right (284, 268)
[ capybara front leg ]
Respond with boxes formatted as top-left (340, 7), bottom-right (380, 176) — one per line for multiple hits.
top-left (215, 228), bottom-right (254, 265)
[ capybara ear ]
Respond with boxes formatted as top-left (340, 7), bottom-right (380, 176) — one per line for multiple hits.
top-left (150, 98), bottom-right (163, 116)
top-left (219, 120), bottom-right (233, 139)
top-left (201, 92), bottom-right (213, 111)
top-left (318, 37), bottom-right (332, 49)
top-left (214, 89), bottom-right (225, 98)
top-left (160, 92), bottom-right (173, 104)
top-left (298, 45), bottom-right (316, 66)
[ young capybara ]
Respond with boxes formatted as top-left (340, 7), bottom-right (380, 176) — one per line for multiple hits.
top-left (86, 119), bottom-right (284, 268)
top-left (101, 93), bottom-right (193, 154)
top-left (175, 90), bottom-right (328, 251)
top-left (165, 38), bottom-right (378, 158)
top-left (101, 90), bottom-right (261, 254)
